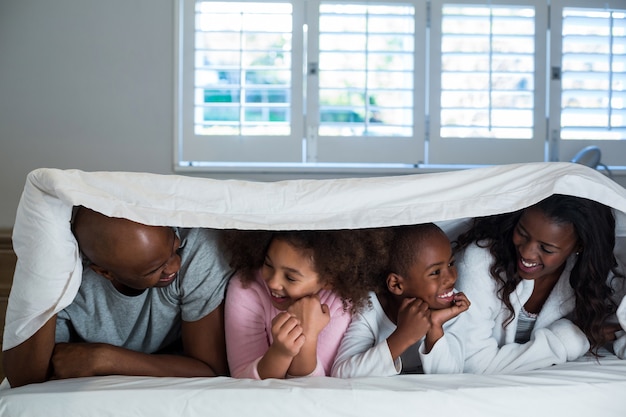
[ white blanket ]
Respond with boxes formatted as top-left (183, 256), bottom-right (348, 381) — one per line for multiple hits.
top-left (4, 162), bottom-right (626, 352)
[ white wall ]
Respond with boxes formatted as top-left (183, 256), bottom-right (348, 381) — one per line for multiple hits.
top-left (0, 0), bottom-right (179, 228)
top-left (1, 1), bottom-right (624, 229)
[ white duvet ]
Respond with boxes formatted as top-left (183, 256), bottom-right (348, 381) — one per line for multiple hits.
top-left (3, 162), bottom-right (626, 417)
top-left (4, 162), bottom-right (626, 352)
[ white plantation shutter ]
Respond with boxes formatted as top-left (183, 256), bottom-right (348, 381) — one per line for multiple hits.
top-left (175, 0), bottom-right (626, 174)
top-left (307, 1), bottom-right (423, 165)
top-left (427, 0), bottom-right (547, 165)
top-left (551, 0), bottom-right (626, 167)
top-left (177, 0), bottom-right (304, 166)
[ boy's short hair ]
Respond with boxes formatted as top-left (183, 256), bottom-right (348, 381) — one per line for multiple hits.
top-left (388, 223), bottom-right (446, 277)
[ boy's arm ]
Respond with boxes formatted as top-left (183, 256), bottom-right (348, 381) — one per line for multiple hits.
top-left (387, 298), bottom-right (430, 359)
top-left (425, 292), bottom-right (470, 353)
top-left (3, 315), bottom-right (57, 388)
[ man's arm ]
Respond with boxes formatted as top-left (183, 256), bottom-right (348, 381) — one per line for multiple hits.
top-left (51, 304), bottom-right (228, 378)
top-left (3, 315), bottom-right (57, 388)
top-left (181, 301), bottom-right (228, 376)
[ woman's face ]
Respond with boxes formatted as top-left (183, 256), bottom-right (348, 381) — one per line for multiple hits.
top-left (512, 207), bottom-right (579, 282)
top-left (261, 238), bottom-right (327, 311)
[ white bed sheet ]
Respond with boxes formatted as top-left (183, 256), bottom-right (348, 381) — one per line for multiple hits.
top-left (1, 353), bottom-right (625, 417)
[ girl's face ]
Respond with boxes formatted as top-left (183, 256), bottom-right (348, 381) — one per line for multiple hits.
top-left (399, 231), bottom-right (458, 310)
top-left (512, 207), bottom-right (579, 282)
top-left (261, 238), bottom-right (328, 311)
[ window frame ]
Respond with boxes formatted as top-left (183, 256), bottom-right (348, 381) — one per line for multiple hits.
top-left (427, 0), bottom-right (548, 166)
top-left (549, 0), bottom-right (626, 167)
top-left (174, 0), bottom-right (626, 175)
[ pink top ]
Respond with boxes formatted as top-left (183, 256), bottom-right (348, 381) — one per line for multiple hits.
top-left (225, 271), bottom-right (351, 379)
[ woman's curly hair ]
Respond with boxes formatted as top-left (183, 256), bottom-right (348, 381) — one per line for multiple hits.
top-left (454, 194), bottom-right (623, 354)
top-left (218, 228), bottom-right (393, 314)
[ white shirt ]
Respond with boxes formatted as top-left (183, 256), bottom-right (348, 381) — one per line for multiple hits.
top-left (331, 292), bottom-right (465, 378)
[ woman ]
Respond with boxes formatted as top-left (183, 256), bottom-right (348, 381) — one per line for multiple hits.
top-left (454, 194), bottom-right (624, 374)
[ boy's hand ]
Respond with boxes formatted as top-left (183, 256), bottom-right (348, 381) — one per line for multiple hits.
top-left (395, 297), bottom-right (431, 343)
top-left (430, 292), bottom-right (471, 327)
top-left (387, 297), bottom-right (431, 360)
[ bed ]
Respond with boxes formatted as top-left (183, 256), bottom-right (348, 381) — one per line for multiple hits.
top-left (2, 162), bottom-right (626, 417)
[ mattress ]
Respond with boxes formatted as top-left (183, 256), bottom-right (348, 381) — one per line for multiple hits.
top-left (1, 352), bottom-right (625, 417)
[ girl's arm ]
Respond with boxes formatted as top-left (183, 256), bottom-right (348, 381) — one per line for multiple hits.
top-left (286, 295), bottom-right (330, 376)
top-left (225, 275), bottom-right (278, 379)
top-left (256, 311), bottom-right (304, 379)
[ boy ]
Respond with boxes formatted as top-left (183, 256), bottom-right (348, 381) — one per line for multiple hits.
top-left (331, 223), bottom-right (470, 377)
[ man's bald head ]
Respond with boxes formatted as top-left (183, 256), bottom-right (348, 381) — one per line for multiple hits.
top-left (72, 207), bottom-right (181, 293)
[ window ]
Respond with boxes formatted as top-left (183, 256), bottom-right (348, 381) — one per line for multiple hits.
top-left (550, 0), bottom-right (626, 167)
top-left (175, 0), bottom-right (626, 173)
top-left (428, 0), bottom-right (547, 165)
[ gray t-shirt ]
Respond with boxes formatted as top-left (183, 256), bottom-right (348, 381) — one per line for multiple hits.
top-left (55, 228), bottom-right (232, 353)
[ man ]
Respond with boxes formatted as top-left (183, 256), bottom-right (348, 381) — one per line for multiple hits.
top-left (4, 207), bottom-right (233, 387)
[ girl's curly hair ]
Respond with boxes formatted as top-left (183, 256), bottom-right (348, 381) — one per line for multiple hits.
top-left (218, 228), bottom-right (393, 314)
top-left (454, 194), bottom-right (624, 354)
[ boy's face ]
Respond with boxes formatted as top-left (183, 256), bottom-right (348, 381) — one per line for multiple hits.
top-left (399, 231), bottom-right (458, 310)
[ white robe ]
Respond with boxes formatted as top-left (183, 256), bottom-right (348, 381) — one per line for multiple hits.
top-left (456, 243), bottom-right (614, 373)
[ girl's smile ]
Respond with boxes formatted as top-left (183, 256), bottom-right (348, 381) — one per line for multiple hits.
top-left (262, 238), bottom-right (328, 311)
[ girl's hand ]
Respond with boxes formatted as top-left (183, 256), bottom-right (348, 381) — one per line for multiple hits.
top-left (270, 311), bottom-right (305, 358)
top-left (430, 292), bottom-right (471, 328)
top-left (287, 294), bottom-right (331, 339)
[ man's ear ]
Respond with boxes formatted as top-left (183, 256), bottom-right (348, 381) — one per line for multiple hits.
top-left (386, 273), bottom-right (404, 296)
top-left (89, 264), bottom-right (114, 281)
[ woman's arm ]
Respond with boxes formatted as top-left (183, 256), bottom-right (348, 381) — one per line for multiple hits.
top-left (457, 245), bottom-right (589, 374)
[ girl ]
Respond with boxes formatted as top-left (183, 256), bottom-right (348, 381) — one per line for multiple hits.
top-left (219, 228), bottom-right (390, 379)
top-left (332, 223), bottom-right (470, 377)
top-left (454, 194), bottom-right (625, 374)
